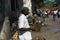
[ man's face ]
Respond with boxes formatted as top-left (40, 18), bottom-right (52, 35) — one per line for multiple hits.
top-left (24, 8), bottom-right (29, 15)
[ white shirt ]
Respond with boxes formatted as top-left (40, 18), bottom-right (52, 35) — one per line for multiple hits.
top-left (18, 14), bottom-right (32, 39)
top-left (54, 10), bottom-right (58, 14)
top-left (45, 11), bottom-right (47, 14)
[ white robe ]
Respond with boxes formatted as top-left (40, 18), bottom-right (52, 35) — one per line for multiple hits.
top-left (18, 14), bottom-right (32, 40)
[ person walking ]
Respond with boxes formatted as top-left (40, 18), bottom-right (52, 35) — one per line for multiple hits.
top-left (53, 9), bottom-right (58, 21)
top-left (18, 7), bottom-right (35, 40)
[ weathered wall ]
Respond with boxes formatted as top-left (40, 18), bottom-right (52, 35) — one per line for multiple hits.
top-left (4, 0), bottom-right (11, 16)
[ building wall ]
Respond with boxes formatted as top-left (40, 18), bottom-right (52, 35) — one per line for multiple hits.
top-left (0, 0), bottom-right (23, 36)
top-left (0, 0), bottom-right (5, 31)
top-left (4, 0), bottom-right (23, 16)
top-left (4, 0), bottom-right (11, 16)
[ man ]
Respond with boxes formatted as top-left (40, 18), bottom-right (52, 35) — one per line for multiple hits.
top-left (18, 7), bottom-right (34, 40)
top-left (53, 9), bottom-right (58, 21)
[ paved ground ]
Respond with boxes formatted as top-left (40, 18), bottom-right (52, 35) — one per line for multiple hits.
top-left (32, 15), bottom-right (60, 40)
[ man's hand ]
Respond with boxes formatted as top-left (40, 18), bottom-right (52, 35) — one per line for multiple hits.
top-left (30, 27), bottom-right (36, 31)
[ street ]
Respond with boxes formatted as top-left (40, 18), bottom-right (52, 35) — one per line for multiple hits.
top-left (32, 15), bottom-right (60, 40)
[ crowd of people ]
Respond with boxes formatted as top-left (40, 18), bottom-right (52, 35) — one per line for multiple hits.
top-left (32, 7), bottom-right (60, 24)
